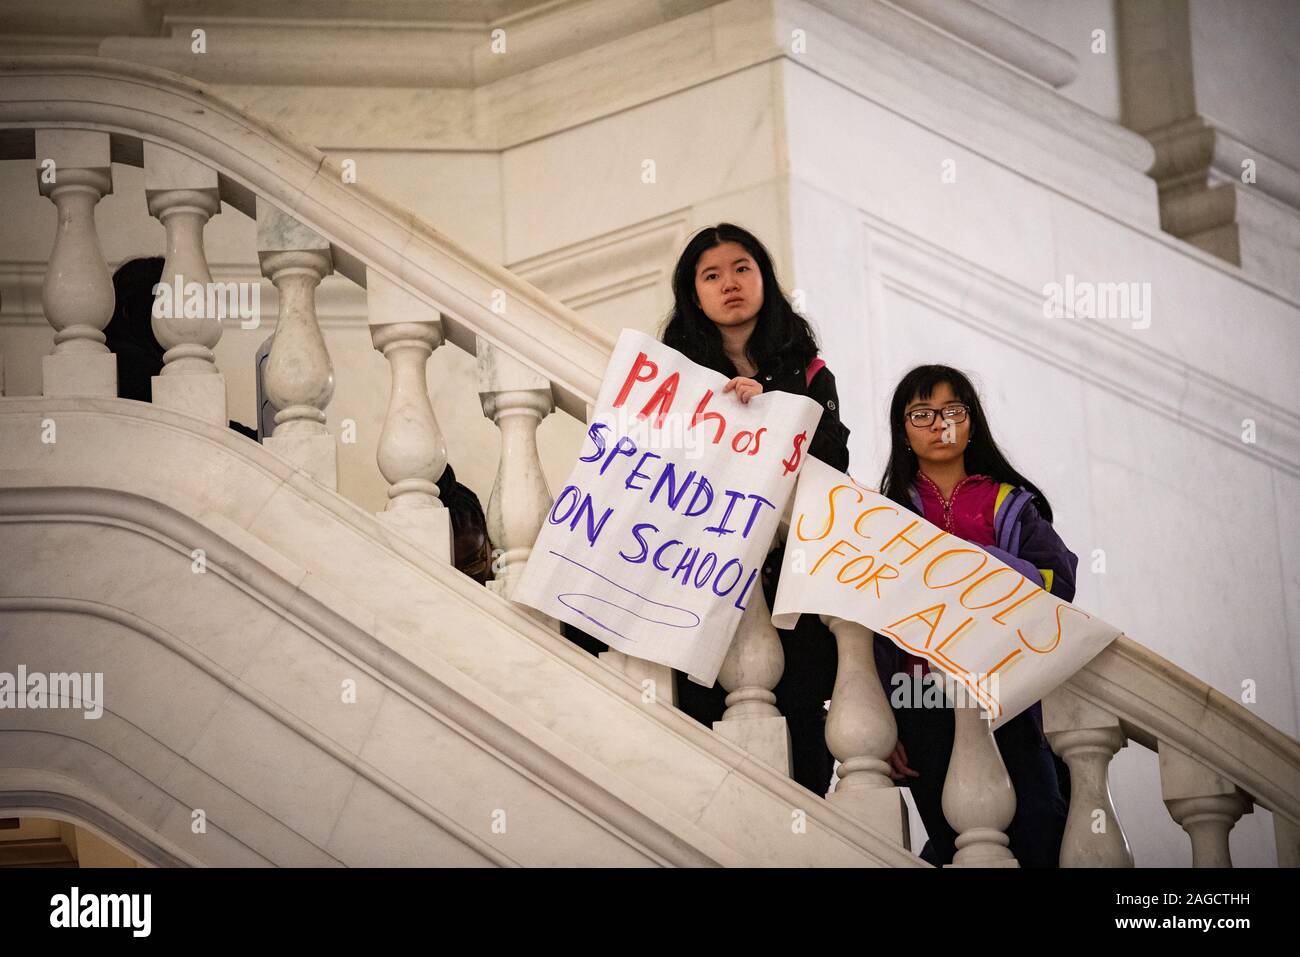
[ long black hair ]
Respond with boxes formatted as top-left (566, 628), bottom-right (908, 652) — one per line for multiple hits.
top-left (105, 256), bottom-right (166, 403)
top-left (660, 223), bottom-right (820, 377)
top-left (106, 256), bottom-right (165, 356)
top-left (879, 364), bottom-right (1054, 522)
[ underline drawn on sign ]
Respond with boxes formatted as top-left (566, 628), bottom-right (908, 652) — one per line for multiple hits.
top-left (550, 551), bottom-right (702, 640)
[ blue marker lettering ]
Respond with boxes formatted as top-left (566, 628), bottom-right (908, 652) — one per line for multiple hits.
top-left (672, 546), bottom-right (700, 584)
top-left (625, 450), bottom-right (663, 491)
top-left (599, 435), bottom-right (638, 475)
top-left (650, 462), bottom-right (696, 510)
top-left (712, 558), bottom-right (744, 596)
top-left (574, 494), bottom-right (614, 546)
top-left (733, 567), bottom-right (759, 610)
top-left (692, 552), bottom-right (718, 588)
top-left (653, 538), bottom-right (683, 571)
top-left (579, 422), bottom-right (610, 462)
top-left (741, 493), bottom-right (776, 537)
top-left (704, 489), bottom-right (747, 537)
top-left (549, 485), bottom-right (581, 525)
top-left (683, 476), bottom-right (714, 518)
top-left (620, 522), bottom-right (658, 563)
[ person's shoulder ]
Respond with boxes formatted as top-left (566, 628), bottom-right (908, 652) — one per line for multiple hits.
top-left (998, 486), bottom-right (1056, 528)
top-left (993, 483), bottom-right (1052, 529)
top-left (805, 356), bottom-right (841, 391)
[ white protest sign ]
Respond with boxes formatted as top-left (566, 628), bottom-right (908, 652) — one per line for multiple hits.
top-left (513, 329), bottom-right (823, 686)
top-left (772, 456), bottom-right (1120, 726)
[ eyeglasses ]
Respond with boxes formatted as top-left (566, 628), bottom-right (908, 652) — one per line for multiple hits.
top-left (905, 404), bottom-right (969, 427)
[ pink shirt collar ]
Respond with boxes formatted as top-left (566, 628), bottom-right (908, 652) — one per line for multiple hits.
top-left (914, 472), bottom-right (998, 544)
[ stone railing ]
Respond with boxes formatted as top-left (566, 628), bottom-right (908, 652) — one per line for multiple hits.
top-left (2, 55), bottom-right (1296, 867)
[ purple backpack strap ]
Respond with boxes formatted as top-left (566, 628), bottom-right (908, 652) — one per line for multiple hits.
top-left (805, 357), bottom-right (826, 387)
top-left (995, 488), bottom-right (1033, 552)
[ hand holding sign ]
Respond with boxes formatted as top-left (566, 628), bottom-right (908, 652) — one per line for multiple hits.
top-left (513, 330), bottom-right (824, 686)
top-left (722, 376), bottom-right (764, 404)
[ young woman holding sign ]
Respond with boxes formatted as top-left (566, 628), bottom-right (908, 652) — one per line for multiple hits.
top-left (877, 364), bottom-right (1076, 867)
top-left (659, 222), bottom-right (851, 794)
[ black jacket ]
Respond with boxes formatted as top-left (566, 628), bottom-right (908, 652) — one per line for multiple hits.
top-left (754, 354), bottom-right (851, 609)
top-left (751, 356), bottom-right (851, 472)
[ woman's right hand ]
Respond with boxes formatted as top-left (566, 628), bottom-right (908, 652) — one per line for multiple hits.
top-left (723, 376), bottom-right (763, 404)
top-left (887, 741), bottom-right (919, 781)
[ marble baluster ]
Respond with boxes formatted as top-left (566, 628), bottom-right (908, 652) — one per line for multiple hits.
top-left (35, 130), bottom-right (116, 397)
top-left (367, 270), bottom-right (451, 563)
top-left (944, 693), bottom-right (1018, 867)
top-left (1043, 685), bottom-right (1134, 867)
top-left (822, 616), bottom-right (908, 842)
top-left (144, 143), bottom-right (227, 425)
top-left (712, 582), bottom-right (789, 775)
top-left (476, 340), bottom-right (554, 601)
top-left (256, 202), bottom-right (336, 488)
top-left (1159, 746), bottom-right (1252, 867)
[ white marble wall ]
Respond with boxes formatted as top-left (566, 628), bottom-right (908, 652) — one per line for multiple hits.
top-left (1188, 0), bottom-right (1300, 164)
top-left (780, 61), bottom-right (1297, 865)
top-left (977, 0), bottom-right (1122, 121)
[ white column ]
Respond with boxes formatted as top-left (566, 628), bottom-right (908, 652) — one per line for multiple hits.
top-left (1043, 686), bottom-right (1133, 867)
top-left (476, 340), bottom-right (553, 601)
top-left (822, 616), bottom-right (908, 843)
top-left (35, 130), bottom-right (116, 398)
top-left (944, 697), bottom-right (1018, 867)
top-left (144, 143), bottom-right (227, 425)
top-left (367, 271), bottom-right (451, 564)
top-left (1159, 746), bottom-right (1252, 867)
top-left (257, 202), bottom-right (336, 488)
top-left (712, 584), bottom-right (790, 776)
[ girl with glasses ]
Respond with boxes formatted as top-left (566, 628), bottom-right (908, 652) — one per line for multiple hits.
top-left (877, 364), bottom-right (1077, 867)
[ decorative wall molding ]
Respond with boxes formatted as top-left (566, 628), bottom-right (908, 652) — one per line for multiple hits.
top-left (1, 0), bottom-right (1159, 233)
top-left (1207, 125), bottom-right (1300, 212)
top-left (506, 211), bottom-right (689, 313)
top-left (859, 214), bottom-right (1300, 479)
top-left (1115, 0), bottom-right (1300, 300)
top-left (0, 788), bottom-right (195, 868)
top-left (887, 0), bottom-right (1078, 88)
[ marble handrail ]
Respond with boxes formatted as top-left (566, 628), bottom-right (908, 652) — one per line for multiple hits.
top-left (1055, 635), bottom-right (1300, 865)
top-left (0, 55), bottom-right (614, 421)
